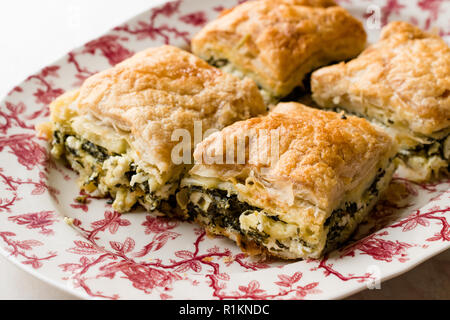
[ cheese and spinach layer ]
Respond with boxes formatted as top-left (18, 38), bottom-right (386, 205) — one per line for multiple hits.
top-left (329, 107), bottom-right (450, 181)
top-left (51, 126), bottom-right (178, 213)
top-left (179, 160), bottom-right (396, 259)
top-left (397, 134), bottom-right (450, 180)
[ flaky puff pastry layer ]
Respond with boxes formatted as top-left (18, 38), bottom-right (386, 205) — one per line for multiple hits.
top-left (190, 102), bottom-right (396, 215)
top-left (311, 21), bottom-right (450, 137)
top-left (191, 0), bottom-right (366, 98)
top-left (70, 45), bottom-right (266, 177)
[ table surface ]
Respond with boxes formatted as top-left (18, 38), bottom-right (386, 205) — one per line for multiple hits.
top-left (0, 0), bottom-right (448, 300)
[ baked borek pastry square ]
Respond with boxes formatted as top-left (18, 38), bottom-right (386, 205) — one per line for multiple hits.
top-left (311, 22), bottom-right (450, 181)
top-left (177, 102), bottom-right (397, 259)
top-left (191, 0), bottom-right (366, 104)
top-left (39, 45), bottom-right (265, 213)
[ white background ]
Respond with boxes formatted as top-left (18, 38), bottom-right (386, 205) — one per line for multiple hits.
top-left (0, 0), bottom-right (165, 98)
top-left (0, 0), bottom-right (449, 300)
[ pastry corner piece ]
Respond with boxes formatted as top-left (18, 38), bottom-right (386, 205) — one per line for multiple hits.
top-left (177, 102), bottom-right (397, 259)
top-left (311, 21), bottom-right (450, 181)
top-left (39, 45), bottom-right (266, 213)
top-left (191, 0), bottom-right (366, 103)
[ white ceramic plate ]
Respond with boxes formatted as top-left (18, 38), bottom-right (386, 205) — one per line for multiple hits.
top-left (0, 0), bottom-right (449, 300)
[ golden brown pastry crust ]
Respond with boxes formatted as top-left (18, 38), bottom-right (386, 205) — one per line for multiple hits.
top-left (191, 0), bottom-right (366, 98)
top-left (191, 102), bottom-right (395, 212)
top-left (311, 21), bottom-right (450, 136)
top-left (75, 45), bottom-right (266, 174)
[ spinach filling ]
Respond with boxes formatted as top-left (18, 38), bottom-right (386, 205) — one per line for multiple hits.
top-left (324, 166), bottom-right (388, 250)
top-left (207, 57), bottom-right (229, 68)
top-left (185, 186), bottom-right (272, 246)
top-left (401, 135), bottom-right (449, 160)
top-left (53, 130), bottom-right (111, 160)
top-left (52, 130), bottom-right (175, 212)
top-left (81, 140), bottom-right (109, 162)
top-left (328, 107), bottom-right (449, 162)
top-left (185, 187), bottom-right (309, 253)
top-left (399, 135), bottom-right (450, 175)
top-left (186, 162), bottom-right (388, 254)
top-left (324, 201), bottom-right (358, 249)
top-left (186, 186), bottom-right (259, 231)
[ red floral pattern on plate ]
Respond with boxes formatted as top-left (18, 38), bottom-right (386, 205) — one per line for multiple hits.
top-left (8, 211), bottom-right (56, 235)
top-left (0, 0), bottom-right (449, 299)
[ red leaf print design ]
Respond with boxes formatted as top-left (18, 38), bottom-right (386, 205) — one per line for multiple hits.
top-left (311, 257), bottom-right (372, 282)
top-left (0, 168), bottom-right (58, 212)
top-left (156, 0), bottom-right (182, 17)
top-left (160, 293), bottom-right (172, 300)
top-left (59, 256), bottom-right (91, 272)
top-left (179, 12), bottom-right (208, 26)
top-left (381, 0), bottom-right (406, 26)
top-left (7, 86), bottom-right (23, 96)
top-left (91, 211), bottom-right (131, 235)
top-left (343, 231), bottom-right (413, 263)
top-left (0, 102), bottom-right (34, 134)
top-left (0, 232), bottom-right (57, 269)
top-left (238, 280), bottom-right (265, 295)
top-left (109, 241), bottom-right (122, 252)
top-left (122, 237), bottom-right (135, 253)
top-left (142, 215), bottom-right (178, 234)
top-left (213, 6), bottom-right (226, 13)
top-left (295, 282), bottom-right (321, 298)
top-left (0, 134), bottom-right (47, 170)
top-left (67, 52), bottom-right (96, 87)
top-left (123, 265), bottom-right (180, 293)
top-left (67, 240), bottom-right (103, 255)
top-left (15, 239), bottom-right (43, 250)
top-left (152, 232), bottom-right (179, 250)
top-left (230, 253), bottom-right (270, 270)
top-left (33, 87), bottom-right (64, 105)
top-left (8, 211), bottom-right (56, 235)
top-left (27, 66), bottom-right (64, 106)
top-left (401, 215), bottom-right (430, 232)
top-left (113, 0), bottom-right (190, 45)
top-left (175, 250), bottom-right (194, 260)
top-left (418, 0), bottom-right (444, 21)
top-left (22, 257), bottom-right (42, 269)
top-left (426, 233), bottom-right (444, 242)
top-left (390, 206), bottom-right (450, 241)
top-left (173, 250), bottom-right (202, 272)
top-left (110, 237), bottom-right (135, 254)
top-left (40, 66), bottom-right (60, 78)
top-left (0, 231), bottom-right (15, 237)
top-left (61, 211), bottom-right (186, 298)
top-left (134, 231), bottom-right (180, 257)
top-left (275, 272), bottom-right (302, 287)
top-left (83, 35), bottom-right (134, 66)
top-left (98, 261), bottom-right (181, 294)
